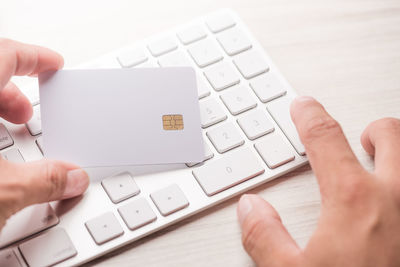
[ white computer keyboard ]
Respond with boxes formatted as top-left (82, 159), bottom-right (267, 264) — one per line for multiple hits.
top-left (0, 9), bottom-right (308, 267)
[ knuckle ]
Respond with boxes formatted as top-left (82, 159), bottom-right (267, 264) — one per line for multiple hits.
top-left (301, 115), bottom-right (342, 144)
top-left (0, 39), bottom-right (17, 72)
top-left (338, 171), bottom-right (372, 204)
top-left (44, 161), bottom-right (66, 197)
top-left (376, 117), bottom-right (400, 133)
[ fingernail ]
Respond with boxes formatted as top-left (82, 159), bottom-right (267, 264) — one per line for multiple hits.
top-left (62, 169), bottom-right (89, 199)
top-left (238, 194), bottom-right (253, 226)
top-left (293, 95), bottom-right (315, 103)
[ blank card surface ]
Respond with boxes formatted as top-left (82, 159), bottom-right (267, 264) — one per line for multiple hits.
top-left (38, 68), bottom-right (204, 167)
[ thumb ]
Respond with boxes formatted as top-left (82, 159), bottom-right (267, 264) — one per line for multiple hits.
top-left (237, 194), bottom-right (302, 267)
top-left (8, 159), bottom-right (89, 207)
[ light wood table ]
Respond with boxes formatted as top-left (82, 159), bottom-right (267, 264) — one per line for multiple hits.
top-left (1, 0), bottom-right (399, 266)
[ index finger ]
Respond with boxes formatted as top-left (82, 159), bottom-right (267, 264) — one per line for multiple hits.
top-left (290, 96), bottom-right (365, 197)
top-left (0, 38), bottom-right (64, 90)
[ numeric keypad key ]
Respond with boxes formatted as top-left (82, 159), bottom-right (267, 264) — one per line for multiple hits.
top-left (217, 27), bottom-right (252, 55)
top-left (220, 85), bottom-right (257, 115)
top-left (233, 50), bottom-right (269, 79)
top-left (148, 37), bottom-right (178, 56)
top-left (177, 25), bottom-right (207, 45)
top-left (158, 50), bottom-right (192, 67)
top-left (207, 122), bottom-right (244, 153)
top-left (188, 39), bottom-right (223, 67)
top-left (117, 48), bottom-right (148, 68)
top-left (193, 148), bottom-right (265, 196)
top-left (204, 61), bottom-right (240, 91)
top-left (237, 110), bottom-right (275, 140)
top-left (206, 14), bottom-right (236, 33)
top-left (250, 73), bottom-right (286, 102)
top-left (199, 98), bottom-right (227, 128)
top-left (254, 133), bottom-right (295, 168)
top-left (266, 97), bottom-right (306, 155)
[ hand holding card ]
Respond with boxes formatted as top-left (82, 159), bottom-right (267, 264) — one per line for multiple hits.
top-left (39, 68), bottom-right (204, 167)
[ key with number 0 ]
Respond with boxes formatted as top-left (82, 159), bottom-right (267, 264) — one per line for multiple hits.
top-left (193, 148), bottom-right (265, 196)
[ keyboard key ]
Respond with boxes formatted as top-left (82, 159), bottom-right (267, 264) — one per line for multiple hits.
top-left (220, 85), bottom-right (257, 115)
top-left (206, 13), bottom-right (236, 33)
top-left (197, 76), bottom-right (211, 99)
top-left (0, 249), bottom-right (21, 267)
top-left (102, 172), bottom-right (140, 204)
top-left (250, 73), bottom-right (287, 102)
top-left (204, 61), bottom-right (240, 91)
top-left (135, 60), bottom-right (158, 68)
top-left (254, 133), bottom-right (295, 168)
top-left (199, 98), bottom-right (227, 128)
top-left (0, 124), bottom-right (13, 150)
top-left (188, 39), bottom-right (223, 67)
top-left (0, 203), bottom-right (59, 248)
top-left (36, 136), bottom-right (43, 154)
top-left (177, 25), bottom-right (207, 45)
top-left (158, 50), bottom-right (192, 67)
top-left (233, 50), bottom-right (269, 79)
top-left (85, 212), bottom-right (124, 245)
top-left (26, 104), bottom-right (41, 136)
top-left (150, 184), bottom-right (189, 216)
top-left (266, 97), bottom-right (306, 155)
top-left (2, 148), bottom-right (24, 163)
top-left (237, 109), bottom-right (275, 140)
top-left (19, 228), bottom-right (77, 267)
top-left (193, 148), bottom-right (265, 196)
top-left (217, 27), bottom-right (252, 55)
top-left (148, 37), bottom-right (178, 56)
top-left (207, 122), bottom-right (245, 153)
top-left (118, 198), bottom-right (157, 230)
top-left (186, 141), bottom-right (214, 167)
top-left (117, 48), bottom-right (148, 68)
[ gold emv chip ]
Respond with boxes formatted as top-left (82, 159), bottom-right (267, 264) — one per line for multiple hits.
top-left (162, 114), bottom-right (184, 130)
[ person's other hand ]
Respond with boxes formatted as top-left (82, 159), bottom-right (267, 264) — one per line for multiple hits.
top-left (0, 39), bottom-right (89, 230)
top-left (237, 96), bottom-right (400, 267)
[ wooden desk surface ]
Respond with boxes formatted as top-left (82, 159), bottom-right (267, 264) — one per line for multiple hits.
top-left (1, 0), bottom-right (399, 266)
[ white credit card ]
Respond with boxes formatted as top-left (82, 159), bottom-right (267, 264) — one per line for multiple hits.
top-left (38, 68), bottom-right (204, 167)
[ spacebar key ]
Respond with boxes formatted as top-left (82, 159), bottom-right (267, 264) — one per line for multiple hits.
top-left (193, 148), bottom-right (265, 196)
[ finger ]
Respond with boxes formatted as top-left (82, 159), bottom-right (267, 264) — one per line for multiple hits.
top-left (290, 96), bottom-right (365, 197)
top-left (237, 194), bottom-right (302, 267)
top-left (1, 159), bottom-right (89, 209)
top-left (0, 38), bottom-right (64, 91)
top-left (361, 118), bottom-right (400, 180)
top-left (0, 82), bottom-right (33, 124)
